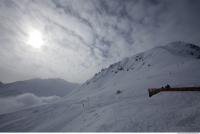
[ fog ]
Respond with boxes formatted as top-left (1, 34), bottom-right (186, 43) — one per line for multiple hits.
top-left (0, 93), bottom-right (61, 114)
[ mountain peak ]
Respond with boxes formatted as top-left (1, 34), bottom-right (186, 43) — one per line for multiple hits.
top-left (157, 41), bottom-right (200, 58)
top-left (164, 41), bottom-right (200, 50)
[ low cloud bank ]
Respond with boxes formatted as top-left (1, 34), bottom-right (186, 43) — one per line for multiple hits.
top-left (0, 93), bottom-right (61, 114)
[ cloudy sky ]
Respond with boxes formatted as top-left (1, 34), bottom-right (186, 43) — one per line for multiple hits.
top-left (0, 0), bottom-right (200, 83)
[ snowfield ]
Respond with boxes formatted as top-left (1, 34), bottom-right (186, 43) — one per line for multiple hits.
top-left (0, 41), bottom-right (200, 132)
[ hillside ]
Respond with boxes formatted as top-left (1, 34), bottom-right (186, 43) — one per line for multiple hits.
top-left (0, 41), bottom-right (200, 132)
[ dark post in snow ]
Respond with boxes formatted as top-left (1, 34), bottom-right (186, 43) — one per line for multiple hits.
top-left (148, 86), bottom-right (200, 97)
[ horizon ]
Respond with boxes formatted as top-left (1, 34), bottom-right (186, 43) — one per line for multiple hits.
top-left (1, 40), bottom-right (199, 84)
top-left (0, 77), bottom-right (82, 84)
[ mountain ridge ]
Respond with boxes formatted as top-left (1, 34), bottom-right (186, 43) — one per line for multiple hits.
top-left (84, 41), bottom-right (200, 87)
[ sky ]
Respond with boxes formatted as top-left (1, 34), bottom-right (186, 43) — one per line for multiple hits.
top-left (0, 0), bottom-right (200, 84)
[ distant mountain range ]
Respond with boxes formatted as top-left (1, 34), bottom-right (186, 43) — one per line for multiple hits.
top-left (0, 78), bottom-right (80, 97)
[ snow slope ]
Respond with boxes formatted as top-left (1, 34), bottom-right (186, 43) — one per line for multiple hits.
top-left (0, 78), bottom-right (79, 97)
top-left (0, 41), bottom-right (200, 132)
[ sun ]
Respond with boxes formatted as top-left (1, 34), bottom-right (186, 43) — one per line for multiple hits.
top-left (27, 29), bottom-right (44, 49)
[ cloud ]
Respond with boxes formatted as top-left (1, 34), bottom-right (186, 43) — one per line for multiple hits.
top-left (0, 0), bottom-right (200, 83)
top-left (0, 93), bottom-right (61, 114)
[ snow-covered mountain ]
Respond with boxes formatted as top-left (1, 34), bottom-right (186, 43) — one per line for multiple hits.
top-left (0, 41), bottom-right (200, 132)
top-left (0, 78), bottom-right (79, 97)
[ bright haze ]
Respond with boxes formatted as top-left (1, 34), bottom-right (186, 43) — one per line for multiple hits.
top-left (0, 0), bottom-right (200, 83)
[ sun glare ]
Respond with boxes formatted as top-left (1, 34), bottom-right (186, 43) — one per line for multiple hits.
top-left (27, 29), bottom-right (44, 49)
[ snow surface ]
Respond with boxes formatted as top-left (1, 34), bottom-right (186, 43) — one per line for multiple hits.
top-left (0, 41), bottom-right (200, 132)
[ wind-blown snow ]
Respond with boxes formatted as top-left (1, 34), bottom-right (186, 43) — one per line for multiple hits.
top-left (0, 41), bottom-right (200, 132)
top-left (0, 93), bottom-right (61, 114)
